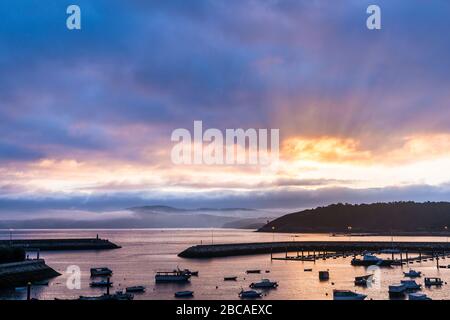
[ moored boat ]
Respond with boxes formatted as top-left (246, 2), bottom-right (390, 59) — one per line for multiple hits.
top-left (249, 279), bottom-right (278, 289)
top-left (126, 285), bottom-right (146, 293)
top-left (388, 283), bottom-right (407, 297)
top-left (90, 280), bottom-right (113, 287)
top-left (424, 277), bottom-right (443, 286)
top-left (246, 269), bottom-right (261, 274)
top-left (224, 276), bottom-right (238, 281)
top-left (319, 271), bottom-right (329, 281)
top-left (174, 290), bottom-right (194, 298)
top-left (403, 270), bottom-right (421, 278)
top-left (333, 290), bottom-right (367, 300)
top-left (409, 293), bottom-right (431, 301)
top-left (155, 270), bottom-right (191, 283)
top-left (351, 254), bottom-right (392, 266)
top-left (354, 275), bottom-right (372, 286)
top-left (400, 280), bottom-right (421, 291)
top-left (90, 267), bottom-right (113, 277)
top-left (239, 290), bottom-right (262, 298)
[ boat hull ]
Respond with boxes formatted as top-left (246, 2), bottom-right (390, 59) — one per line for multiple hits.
top-left (155, 275), bottom-right (190, 283)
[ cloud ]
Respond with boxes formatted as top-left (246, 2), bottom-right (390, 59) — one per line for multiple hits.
top-left (1, 1), bottom-right (450, 212)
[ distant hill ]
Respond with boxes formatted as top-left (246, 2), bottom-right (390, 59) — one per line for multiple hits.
top-left (0, 206), bottom-right (274, 229)
top-left (258, 202), bottom-right (450, 234)
top-left (128, 205), bottom-right (256, 214)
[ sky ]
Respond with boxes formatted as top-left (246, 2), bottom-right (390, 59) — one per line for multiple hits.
top-left (1, 0), bottom-right (450, 218)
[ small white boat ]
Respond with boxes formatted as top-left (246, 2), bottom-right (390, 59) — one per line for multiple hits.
top-left (250, 279), bottom-right (278, 289)
top-left (403, 270), bottom-right (421, 278)
top-left (333, 290), bottom-right (367, 300)
top-left (174, 290), bottom-right (194, 298)
top-left (239, 290), bottom-right (262, 299)
top-left (401, 280), bottom-right (421, 291)
top-left (388, 283), bottom-right (407, 297)
top-left (409, 293), bottom-right (431, 301)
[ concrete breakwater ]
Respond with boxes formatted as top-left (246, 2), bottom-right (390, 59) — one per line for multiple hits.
top-left (0, 238), bottom-right (121, 251)
top-left (178, 241), bottom-right (450, 258)
top-left (0, 259), bottom-right (60, 288)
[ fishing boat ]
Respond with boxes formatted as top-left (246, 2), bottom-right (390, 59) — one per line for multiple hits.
top-left (174, 290), bottom-right (194, 298)
top-left (126, 286), bottom-right (146, 293)
top-left (155, 270), bottom-right (190, 283)
top-left (319, 271), bottom-right (330, 281)
top-left (90, 267), bottom-right (113, 277)
top-left (249, 279), bottom-right (278, 289)
top-left (354, 275), bottom-right (372, 286)
top-left (90, 280), bottom-right (113, 288)
top-left (239, 290), bottom-right (262, 298)
top-left (403, 270), bottom-right (421, 278)
top-left (333, 290), bottom-right (367, 300)
top-left (401, 280), bottom-right (421, 291)
top-left (388, 283), bottom-right (407, 297)
top-left (409, 293), bottom-right (431, 301)
top-left (246, 269), bottom-right (261, 274)
top-left (224, 276), bottom-right (238, 281)
top-left (424, 277), bottom-right (443, 286)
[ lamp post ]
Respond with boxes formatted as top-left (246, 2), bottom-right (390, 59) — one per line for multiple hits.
top-left (347, 226), bottom-right (352, 241)
top-left (445, 226), bottom-right (448, 244)
top-left (272, 226), bottom-right (275, 242)
top-left (9, 228), bottom-right (13, 246)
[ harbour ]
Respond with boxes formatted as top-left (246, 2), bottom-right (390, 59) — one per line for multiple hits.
top-left (1, 229), bottom-right (450, 300)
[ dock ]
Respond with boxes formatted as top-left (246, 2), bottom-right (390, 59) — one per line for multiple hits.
top-left (178, 241), bottom-right (450, 259)
top-left (0, 238), bottom-right (121, 251)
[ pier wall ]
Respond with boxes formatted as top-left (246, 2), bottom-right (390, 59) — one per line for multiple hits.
top-left (0, 238), bottom-right (121, 251)
top-left (178, 241), bottom-right (450, 258)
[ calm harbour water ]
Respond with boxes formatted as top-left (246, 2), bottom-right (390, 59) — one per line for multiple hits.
top-left (0, 229), bottom-right (449, 300)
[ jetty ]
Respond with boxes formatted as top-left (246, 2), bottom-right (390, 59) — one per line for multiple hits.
top-left (178, 241), bottom-right (450, 259)
top-left (0, 238), bottom-right (121, 251)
